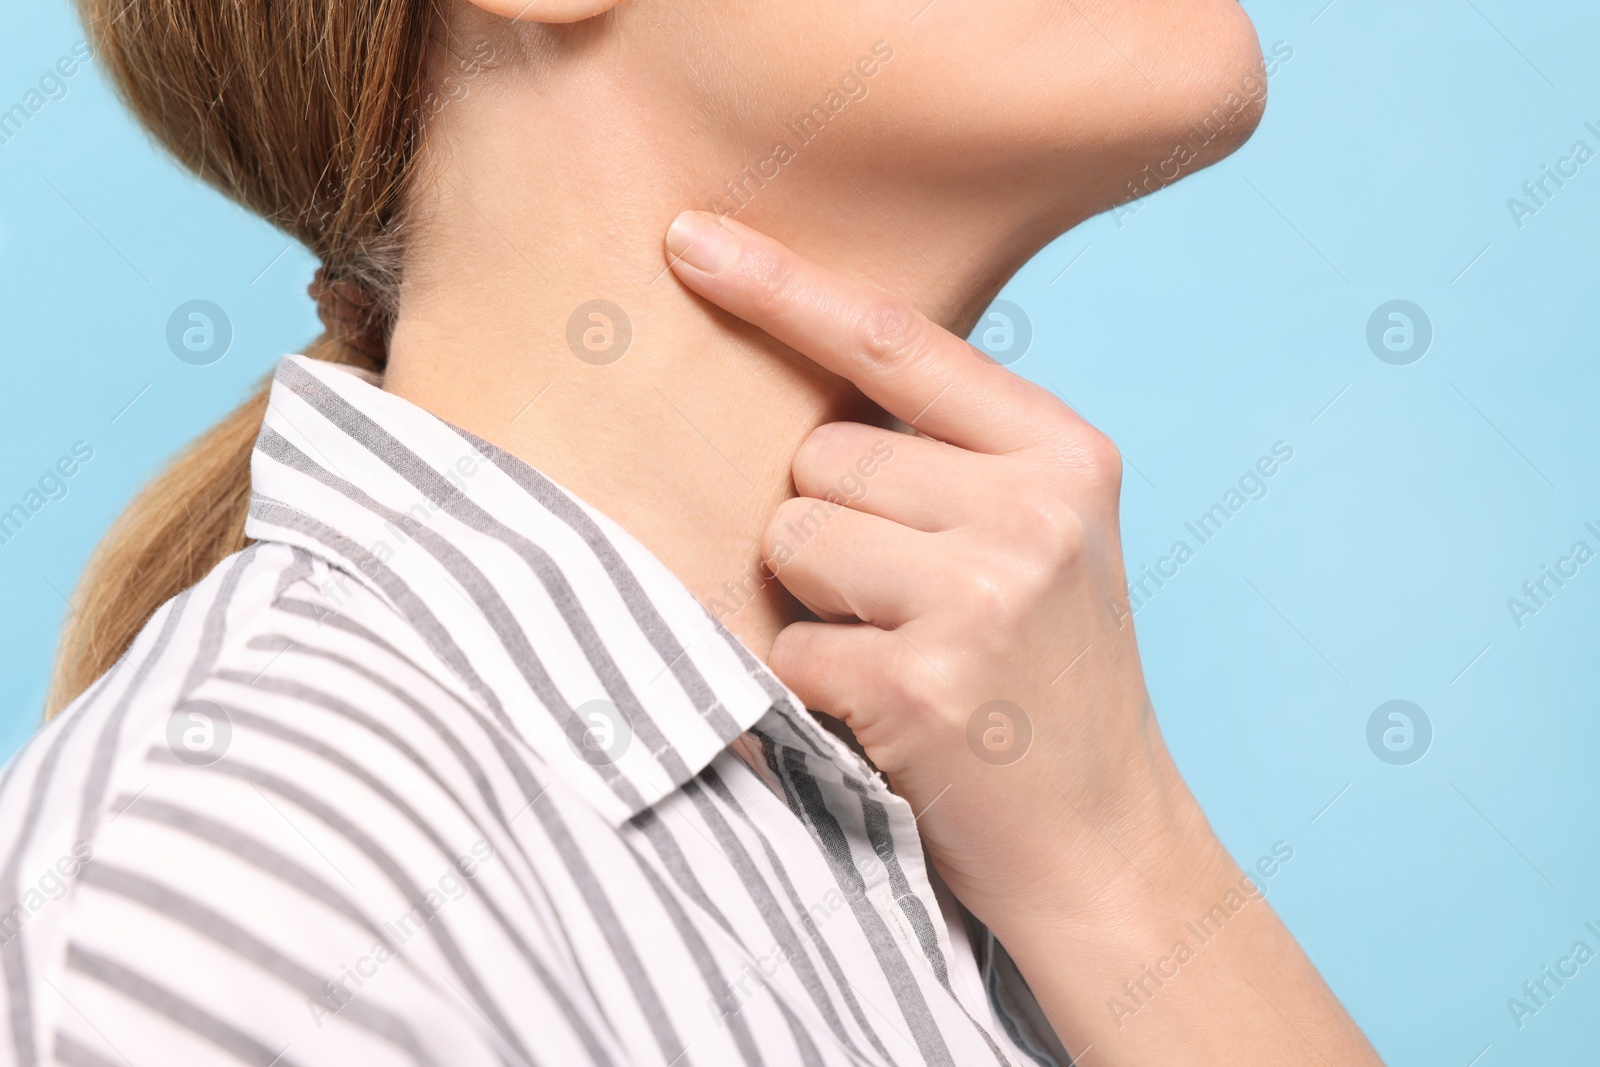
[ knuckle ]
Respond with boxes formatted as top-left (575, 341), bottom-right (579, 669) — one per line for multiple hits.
top-left (959, 563), bottom-right (1015, 629)
top-left (797, 420), bottom-right (849, 470)
top-left (764, 496), bottom-right (837, 564)
top-left (758, 514), bottom-right (784, 569)
top-left (797, 422), bottom-right (881, 500)
top-left (881, 642), bottom-right (943, 714)
top-left (855, 301), bottom-right (925, 373)
top-left (990, 469), bottom-right (1088, 560)
top-left (761, 498), bottom-right (804, 564)
top-left (1073, 427), bottom-right (1123, 492)
top-left (1024, 493), bottom-right (1087, 559)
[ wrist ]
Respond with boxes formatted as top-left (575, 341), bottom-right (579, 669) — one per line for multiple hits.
top-left (982, 744), bottom-right (1234, 946)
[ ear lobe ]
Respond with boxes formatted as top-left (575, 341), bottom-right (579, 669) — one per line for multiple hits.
top-left (461, 0), bottom-right (621, 23)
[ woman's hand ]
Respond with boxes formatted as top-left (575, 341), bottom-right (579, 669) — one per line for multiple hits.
top-left (665, 210), bottom-right (1383, 1066)
top-left (665, 209), bottom-right (1184, 917)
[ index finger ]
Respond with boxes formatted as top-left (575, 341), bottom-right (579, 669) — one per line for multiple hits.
top-left (664, 210), bottom-right (1060, 455)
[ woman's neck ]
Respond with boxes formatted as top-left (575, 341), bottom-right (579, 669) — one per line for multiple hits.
top-left (382, 72), bottom-right (1079, 656)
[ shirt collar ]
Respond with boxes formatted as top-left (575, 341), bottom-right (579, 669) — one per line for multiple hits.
top-left (245, 354), bottom-right (786, 826)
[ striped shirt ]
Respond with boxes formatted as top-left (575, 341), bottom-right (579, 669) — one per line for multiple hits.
top-left (0, 354), bottom-right (1068, 1067)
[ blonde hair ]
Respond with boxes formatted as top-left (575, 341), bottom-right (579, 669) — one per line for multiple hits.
top-left (48, 0), bottom-right (446, 715)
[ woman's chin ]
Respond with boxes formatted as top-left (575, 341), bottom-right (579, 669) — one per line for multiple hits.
top-left (1111, 1), bottom-right (1268, 194)
top-left (1175, 0), bottom-right (1269, 154)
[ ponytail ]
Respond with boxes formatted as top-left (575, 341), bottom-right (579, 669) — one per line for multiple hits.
top-left (48, 0), bottom-right (444, 715)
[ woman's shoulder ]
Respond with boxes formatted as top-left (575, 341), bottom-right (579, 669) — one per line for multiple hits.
top-left (3, 538), bottom-right (482, 849)
top-left (0, 542), bottom-right (519, 1064)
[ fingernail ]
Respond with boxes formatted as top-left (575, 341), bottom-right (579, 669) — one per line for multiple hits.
top-left (666, 211), bottom-right (742, 274)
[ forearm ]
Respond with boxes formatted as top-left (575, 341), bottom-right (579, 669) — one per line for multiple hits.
top-left (987, 759), bottom-right (1383, 1066)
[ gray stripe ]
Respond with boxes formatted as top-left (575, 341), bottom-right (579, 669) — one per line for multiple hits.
top-left (112, 794), bottom-right (385, 945)
top-left (3, 591), bottom-right (192, 1067)
top-left (240, 633), bottom-right (602, 1009)
top-left (68, 659), bottom-right (132, 843)
top-left (773, 744), bottom-right (958, 1067)
top-left (463, 432), bottom-right (739, 738)
top-left (631, 808), bottom-right (734, 936)
top-left (251, 482), bottom-right (660, 1035)
top-left (109, 792), bottom-right (535, 1059)
top-left (699, 766), bottom-right (892, 1064)
top-left (213, 670), bottom-right (494, 838)
top-left (274, 546), bottom-right (319, 599)
top-left (843, 778), bottom-right (1011, 1067)
top-left (270, 364), bottom-right (910, 1066)
top-left (766, 698), bottom-right (836, 763)
top-left (678, 778), bottom-right (876, 1063)
top-left (77, 862), bottom-right (439, 1066)
top-left (632, 803), bottom-right (834, 1062)
top-left (249, 495), bottom-right (519, 737)
top-left (269, 596), bottom-right (414, 667)
top-left (242, 635), bottom-right (503, 824)
top-left (741, 730), bottom-right (900, 1064)
top-left (40, 630), bottom-right (128, 727)
top-left (76, 587), bottom-right (196, 849)
top-left (65, 943), bottom-right (309, 1067)
top-left (983, 947), bottom-right (1061, 1067)
top-left (848, 780), bottom-right (948, 984)
top-left (52, 1032), bottom-right (126, 1067)
top-left (0, 354), bottom-right (1063, 1067)
top-left (141, 748), bottom-right (544, 1067)
top-left (215, 661), bottom-right (568, 953)
top-left (769, 989), bottom-right (828, 1067)
top-left (625, 849), bottom-right (762, 1067)
top-left (179, 548), bottom-right (257, 699)
top-left (0, 712), bottom-right (87, 1067)
top-left (194, 699), bottom-right (611, 1067)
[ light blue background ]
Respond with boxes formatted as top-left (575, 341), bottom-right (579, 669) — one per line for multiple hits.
top-left (2, 0), bottom-right (1596, 1063)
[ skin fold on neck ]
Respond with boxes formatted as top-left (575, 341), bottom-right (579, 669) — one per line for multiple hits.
top-left (381, 23), bottom-right (1111, 659)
